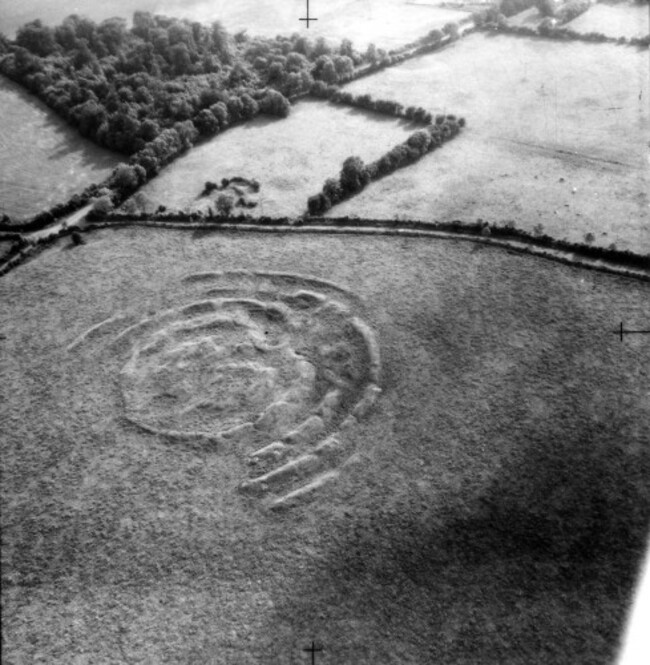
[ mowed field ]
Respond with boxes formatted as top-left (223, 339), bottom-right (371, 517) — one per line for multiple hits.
top-left (1, 227), bottom-right (649, 664)
top-left (0, 0), bottom-right (468, 49)
top-left (331, 33), bottom-right (650, 253)
top-left (0, 78), bottom-right (119, 221)
top-left (135, 100), bottom-right (415, 217)
top-left (566, 3), bottom-right (650, 39)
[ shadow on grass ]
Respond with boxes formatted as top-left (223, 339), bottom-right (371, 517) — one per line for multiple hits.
top-left (257, 262), bottom-right (650, 664)
top-left (46, 137), bottom-right (120, 172)
top-left (0, 77), bottom-right (119, 170)
top-left (336, 104), bottom-right (418, 130)
top-left (258, 414), bottom-right (649, 664)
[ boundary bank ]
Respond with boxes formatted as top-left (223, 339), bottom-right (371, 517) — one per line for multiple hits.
top-left (2, 218), bottom-right (646, 283)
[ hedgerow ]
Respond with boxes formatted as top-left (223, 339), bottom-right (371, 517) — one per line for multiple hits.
top-left (476, 8), bottom-right (650, 46)
top-left (306, 115), bottom-right (465, 215)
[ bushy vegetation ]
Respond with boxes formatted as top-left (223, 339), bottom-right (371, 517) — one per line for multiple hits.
top-left (71, 210), bottom-right (650, 276)
top-left (310, 84), bottom-right (433, 124)
top-left (4, 13), bottom-right (444, 231)
top-left (0, 13), bottom-right (388, 161)
top-left (201, 176), bottom-right (259, 197)
top-left (1, 14), bottom-right (349, 227)
top-left (339, 23), bottom-right (468, 86)
top-left (0, 13), bottom-right (388, 176)
top-left (477, 10), bottom-right (650, 46)
top-left (499, 0), bottom-right (539, 17)
top-left (0, 181), bottom-right (106, 232)
top-left (0, 14), bottom-right (300, 160)
top-left (307, 115), bottom-right (465, 215)
top-left (536, 0), bottom-right (561, 17)
top-left (537, 0), bottom-right (592, 23)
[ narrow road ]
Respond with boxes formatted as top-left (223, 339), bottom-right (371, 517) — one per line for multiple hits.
top-left (28, 202), bottom-right (93, 241)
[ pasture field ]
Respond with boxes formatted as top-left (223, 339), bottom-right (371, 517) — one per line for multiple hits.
top-left (566, 2), bottom-right (650, 39)
top-left (0, 0), bottom-right (468, 49)
top-left (134, 100), bottom-right (415, 218)
top-left (332, 33), bottom-right (650, 253)
top-left (0, 78), bottom-right (119, 221)
top-left (1, 227), bottom-right (649, 664)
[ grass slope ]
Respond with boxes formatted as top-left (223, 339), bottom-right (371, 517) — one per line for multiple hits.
top-left (0, 77), bottom-right (120, 221)
top-left (1, 228), bottom-right (649, 664)
top-left (331, 33), bottom-right (650, 253)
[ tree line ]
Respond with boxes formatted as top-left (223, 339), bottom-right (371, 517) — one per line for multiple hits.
top-left (307, 114), bottom-right (465, 215)
top-left (73, 213), bottom-right (650, 275)
top-left (474, 9), bottom-right (650, 46)
top-left (0, 13), bottom-right (392, 159)
top-left (0, 13), bottom-right (310, 158)
top-left (309, 84), bottom-right (434, 123)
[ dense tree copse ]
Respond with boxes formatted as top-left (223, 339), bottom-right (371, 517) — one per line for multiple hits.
top-left (259, 89), bottom-right (291, 117)
top-left (0, 12), bottom-right (361, 159)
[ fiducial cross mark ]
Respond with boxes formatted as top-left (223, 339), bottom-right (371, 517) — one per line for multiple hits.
top-left (299, 0), bottom-right (318, 28)
top-left (303, 640), bottom-right (323, 664)
top-left (614, 321), bottom-right (650, 342)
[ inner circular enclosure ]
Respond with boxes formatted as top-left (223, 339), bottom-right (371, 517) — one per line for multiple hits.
top-left (116, 279), bottom-right (377, 443)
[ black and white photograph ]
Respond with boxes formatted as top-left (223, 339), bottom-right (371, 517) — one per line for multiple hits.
top-left (1, 1), bottom-right (649, 663)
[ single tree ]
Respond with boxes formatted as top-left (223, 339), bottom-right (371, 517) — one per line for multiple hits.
top-left (216, 194), bottom-right (234, 216)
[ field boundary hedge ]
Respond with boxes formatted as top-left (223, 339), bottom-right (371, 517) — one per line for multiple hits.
top-left (3, 213), bottom-right (643, 282)
top-left (475, 12), bottom-right (650, 47)
top-left (306, 115), bottom-right (465, 215)
top-left (91, 219), bottom-right (650, 281)
top-left (0, 223), bottom-right (84, 277)
top-left (346, 21), bottom-right (474, 83)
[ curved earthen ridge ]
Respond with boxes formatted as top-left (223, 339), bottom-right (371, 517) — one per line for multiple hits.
top-left (67, 271), bottom-right (381, 509)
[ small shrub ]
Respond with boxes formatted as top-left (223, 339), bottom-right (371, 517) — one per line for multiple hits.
top-left (443, 22), bottom-right (460, 41)
top-left (216, 194), bottom-right (235, 216)
top-left (202, 181), bottom-right (218, 196)
top-left (307, 193), bottom-right (332, 215)
top-left (71, 230), bottom-right (85, 246)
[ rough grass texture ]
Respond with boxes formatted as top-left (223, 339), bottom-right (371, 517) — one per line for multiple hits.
top-left (0, 77), bottom-right (119, 221)
top-left (331, 33), bottom-right (650, 253)
top-left (1, 228), bottom-right (649, 664)
top-left (135, 100), bottom-right (415, 218)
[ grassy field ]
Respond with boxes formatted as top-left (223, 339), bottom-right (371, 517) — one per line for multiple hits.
top-left (1, 227), bottom-right (649, 664)
top-left (0, 77), bottom-right (119, 221)
top-left (0, 0), bottom-right (467, 49)
top-left (566, 2), bottom-right (650, 39)
top-left (134, 100), bottom-right (415, 218)
top-left (330, 33), bottom-right (650, 253)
